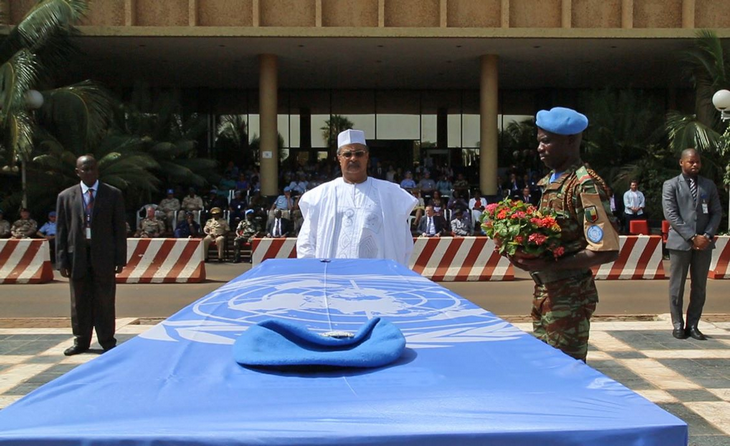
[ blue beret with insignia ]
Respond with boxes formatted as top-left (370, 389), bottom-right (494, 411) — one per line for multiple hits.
top-left (536, 107), bottom-right (588, 135)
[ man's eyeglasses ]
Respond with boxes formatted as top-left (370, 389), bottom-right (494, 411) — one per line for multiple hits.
top-left (339, 150), bottom-right (367, 159)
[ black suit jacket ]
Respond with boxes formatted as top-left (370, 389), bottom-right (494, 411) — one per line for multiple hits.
top-left (266, 217), bottom-right (292, 237)
top-left (56, 182), bottom-right (127, 280)
top-left (417, 215), bottom-right (447, 235)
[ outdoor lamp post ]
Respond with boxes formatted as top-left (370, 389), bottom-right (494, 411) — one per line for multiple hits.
top-left (713, 89), bottom-right (730, 231)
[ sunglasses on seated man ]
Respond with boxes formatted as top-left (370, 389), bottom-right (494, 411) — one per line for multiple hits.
top-left (339, 150), bottom-right (368, 159)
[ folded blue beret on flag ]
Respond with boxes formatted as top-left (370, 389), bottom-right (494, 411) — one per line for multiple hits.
top-left (536, 107), bottom-right (588, 135)
top-left (233, 317), bottom-right (406, 369)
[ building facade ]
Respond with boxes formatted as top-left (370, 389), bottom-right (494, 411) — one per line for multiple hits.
top-left (3, 0), bottom-right (729, 195)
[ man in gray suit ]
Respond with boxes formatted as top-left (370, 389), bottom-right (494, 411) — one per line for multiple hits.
top-left (56, 155), bottom-right (127, 355)
top-left (662, 148), bottom-right (721, 340)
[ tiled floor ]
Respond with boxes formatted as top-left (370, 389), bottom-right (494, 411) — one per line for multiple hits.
top-left (1, 318), bottom-right (728, 445)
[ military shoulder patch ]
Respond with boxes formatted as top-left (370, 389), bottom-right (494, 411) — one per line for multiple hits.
top-left (587, 225), bottom-right (604, 243)
top-left (584, 205), bottom-right (598, 223)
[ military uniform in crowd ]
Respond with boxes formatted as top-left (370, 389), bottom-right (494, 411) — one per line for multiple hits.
top-left (11, 218), bottom-right (38, 239)
top-left (0, 212), bottom-right (10, 238)
top-left (203, 208), bottom-right (230, 262)
top-left (159, 192), bottom-right (181, 230)
top-left (181, 191), bottom-right (204, 223)
top-left (137, 217), bottom-right (166, 238)
top-left (532, 162), bottom-right (619, 361)
top-left (233, 213), bottom-right (262, 263)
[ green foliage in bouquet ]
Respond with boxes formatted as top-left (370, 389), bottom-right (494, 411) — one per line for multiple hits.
top-left (480, 199), bottom-right (567, 259)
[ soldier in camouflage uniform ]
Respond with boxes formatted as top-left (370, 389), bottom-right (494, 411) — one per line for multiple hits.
top-left (136, 207), bottom-right (166, 238)
top-left (508, 108), bottom-right (619, 362)
top-left (158, 189), bottom-right (181, 231)
top-left (0, 209), bottom-right (10, 238)
top-left (203, 207), bottom-right (230, 262)
top-left (11, 208), bottom-right (38, 239)
top-left (233, 209), bottom-right (263, 263)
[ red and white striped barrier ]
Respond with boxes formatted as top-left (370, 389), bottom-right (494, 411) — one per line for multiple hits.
top-left (709, 236), bottom-right (730, 279)
top-left (117, 238), bottom-right (206, 283)
top-left (252, 237), bottom-right (513, 281)
top-left (0, 239), bottom-right (54, 284)
top-left (252, 238), bottom-right (297, 265)
top-left (409, 237), bottom-right (513, 281)
top-left (592, 235), bottom-right (665, 280)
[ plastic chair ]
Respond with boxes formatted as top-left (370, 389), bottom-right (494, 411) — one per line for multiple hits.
top-left (629, 219), bottom-right (650, 235)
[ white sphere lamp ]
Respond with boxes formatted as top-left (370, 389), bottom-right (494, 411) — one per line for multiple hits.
top-left (712, 89), bottom-right (730, 121)
top-left (24, 89), bottom-right (44, 110)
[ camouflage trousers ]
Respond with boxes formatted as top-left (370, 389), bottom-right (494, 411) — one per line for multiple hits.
top-left (531, 271), bottom-right (598, 362)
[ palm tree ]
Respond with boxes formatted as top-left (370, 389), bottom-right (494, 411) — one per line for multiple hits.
top-left (321, 114), bottom-right (354, 153)
top-left (0, 0), bottom-right (113, 209)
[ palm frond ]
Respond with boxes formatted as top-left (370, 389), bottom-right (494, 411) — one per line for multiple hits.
top-left (6, 112), bottom-right (35, 163)
top-left (35, 81), bottom-right (114, 155)
top-left (0, 49), bottom-right (39, 119)
top-left (665, 111), bottom-right (722, 153)
top-left (17, 0), bottom-right (88, 50)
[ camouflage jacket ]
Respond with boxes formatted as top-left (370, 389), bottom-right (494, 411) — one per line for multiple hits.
top-left (537, 162), bottom-right (619, 257)
top-left (11, 219), bottom-right (37, 239)
top-left (235, 219), bottom-right (261, 239)
top-left (0, 219), bottom-right (9, 237)
top-left (138, 218), bottom-right (165, 237)
top-left (159, 198), bottom-right (181, 213)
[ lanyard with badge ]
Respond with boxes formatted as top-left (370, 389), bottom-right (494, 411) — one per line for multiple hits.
top-left (701, 194), bottom-right (709, 214)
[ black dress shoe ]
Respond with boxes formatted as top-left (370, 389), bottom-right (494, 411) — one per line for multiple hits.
top-left (64, 345), bottom-right (89, 356)
top-left (686, 327), bottom-right (707, 340)
top-left (102, 345), bottom-right (116, 353)
top-left (672, 328), bottom-right (688, 339)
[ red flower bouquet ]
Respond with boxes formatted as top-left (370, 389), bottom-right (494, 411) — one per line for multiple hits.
top-left (480, 199), bottom-right (566, 260)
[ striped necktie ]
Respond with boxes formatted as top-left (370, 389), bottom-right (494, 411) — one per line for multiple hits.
top-left (689, 178), bottom-right (697, 203)
top-left (86, 188), bottom-right (95, 226)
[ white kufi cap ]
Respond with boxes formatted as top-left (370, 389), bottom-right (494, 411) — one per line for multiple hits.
top-left (337, 129), bottom-right (367, 149)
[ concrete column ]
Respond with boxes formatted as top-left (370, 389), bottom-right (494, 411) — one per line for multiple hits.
top-left (259, 54), bottom-right (278, 197)
top-left (682, 0), bottom-right (695, 28)
top-left (561, 0), bottom-right (572, 28)
top-left (188, 0), bottom-right (198, 26)
top-left (501, 0), bottom-right (510, 28)
top-left (125, 0), bottom-right (136, 26)
top-left (440, 0), bottom-right (447, 27)
top-left (621, 0), bottom-right (633, 29)
top-left (480, 55), bottom-right (499, 196)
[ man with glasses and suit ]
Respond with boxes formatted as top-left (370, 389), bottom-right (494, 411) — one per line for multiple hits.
top-left (663, 148), bottom-right (721, 341)
top-left (297, 129), bottom-right (417, 266)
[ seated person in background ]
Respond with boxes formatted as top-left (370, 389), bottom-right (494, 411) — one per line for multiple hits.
top-left (235, 173), bottom-right (249, 191)
top-left (248, 190), bottom-right (267, 213)
top-left (289, 173), bottom-right (309, 196)
top-left (400, 171), bottom-right (417, 191)
top-left (453, 173), bottom-right (469, 196)
top-left (515, 186), bottom-right (538, 206)
top-left (447, 190), bottom-right (468, 212)
top-left (417, 205), bottom-right (447, 238)
top-left (158, 189), bottom-right (181, 231)
top-left (136, 206), bottom-right (166, 238)
top-left (203, 207), bottom-right (230, 262)
top-left (436, 174), bottom-right (453, 198)
top-left (37, 211), bottom-right (57, 258)
top-left (266, 210), bottom-right (291, 238)
top-left (229, 190), bottom-right (247, 227)
top-left (11, 208), bottom-right (37, 239)
top-left (469, 190), bottom-right (487, 227)
top-left (269, 187), bottom-right (295, 222)
top-left (450, 208), bottom-right (473, 237)
top-left (411, 189), bottom-right (426, 229)
top-left (204, 187), bottom-right (229, 222)
top-left (174, 211), bottom-right (202, 238)
top-left (417, 171), bottom-right (437, 198)
top-left (233, 209), bottom-right (263, 263)
top-left (181, 187), bottom-right (204, 222)
top-left (0, 208), bottom-right (11, 238)
top-left (429, 190), bottom-right (446, 216)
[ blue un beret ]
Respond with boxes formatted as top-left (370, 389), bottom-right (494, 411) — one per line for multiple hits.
top-left (536, 107), bottom-right (588, 135)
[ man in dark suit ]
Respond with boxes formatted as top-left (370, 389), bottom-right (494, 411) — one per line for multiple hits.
top-left (417, 205), bottom-right (447, 237)
top-left (266, 210), bottom-right (292, 238)
top-left (662, 148), bottom-right (721, 341)
top-left (56, 155), bottom-right (127, 356)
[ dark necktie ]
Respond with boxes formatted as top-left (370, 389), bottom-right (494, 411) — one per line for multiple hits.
top-left (689, 178), bottom-right (697, 203)
top-left (275, 219), bottom-right (280, 237)
top-left (86, 189), bottom-right (95, 226)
